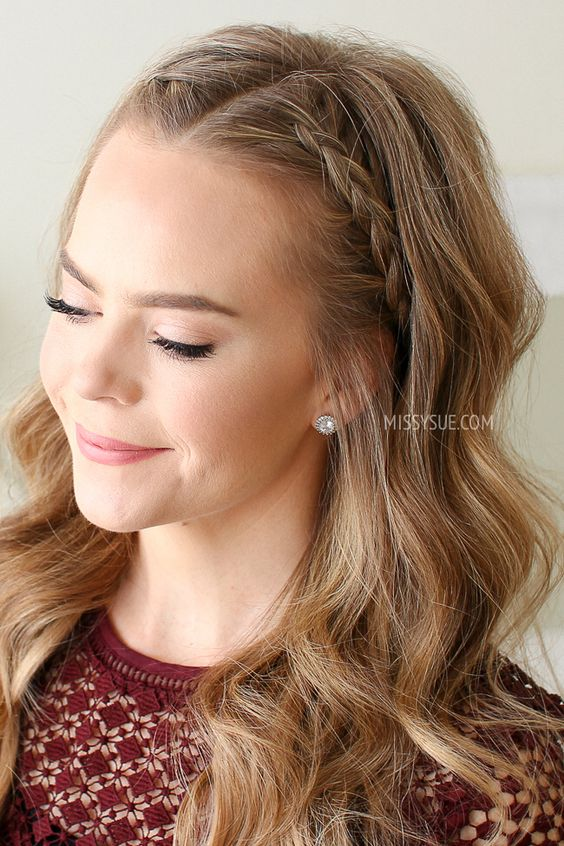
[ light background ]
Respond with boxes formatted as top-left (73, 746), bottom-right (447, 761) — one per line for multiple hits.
top-left (1, 0), bottom-right (562, 686)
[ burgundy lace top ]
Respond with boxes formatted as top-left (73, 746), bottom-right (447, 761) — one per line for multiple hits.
top-left (0, 608), bottom-right (562, 845)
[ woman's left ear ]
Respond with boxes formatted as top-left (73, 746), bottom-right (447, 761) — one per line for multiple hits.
top-left (361, 324), bottom-right (395, 393)
top-left (320, 325), bottom-right (396, 428)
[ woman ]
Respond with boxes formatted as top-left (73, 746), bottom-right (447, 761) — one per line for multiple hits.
top-left (0, 21), bottom-right (562, 846)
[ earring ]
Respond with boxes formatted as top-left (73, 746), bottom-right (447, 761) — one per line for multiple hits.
top-left (314, 415), bottom-right (337, 436)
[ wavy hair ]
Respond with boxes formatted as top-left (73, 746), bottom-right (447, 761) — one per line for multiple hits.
top-left (1, 21), bottom-right (563, 846)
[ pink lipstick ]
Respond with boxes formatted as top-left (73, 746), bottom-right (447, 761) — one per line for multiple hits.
top-left (75, 423), bottom-right (171, 466)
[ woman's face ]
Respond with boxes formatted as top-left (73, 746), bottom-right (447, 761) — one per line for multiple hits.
top-left (39, 126), bottom-right (329, 533)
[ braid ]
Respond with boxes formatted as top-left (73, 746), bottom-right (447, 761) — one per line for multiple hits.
top-left (292, 122), bottom-right (390, 236)
top-left (292, 118), bottom-right (412, 334)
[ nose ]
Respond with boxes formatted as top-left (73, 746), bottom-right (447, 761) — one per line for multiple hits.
top-left (68, 323), bottom-right (144, 406)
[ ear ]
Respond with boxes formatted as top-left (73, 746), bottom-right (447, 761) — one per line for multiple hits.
top-left (365, 324), bottom-right (395, 394)
top-left (317, 325), bottom-right (396, 427)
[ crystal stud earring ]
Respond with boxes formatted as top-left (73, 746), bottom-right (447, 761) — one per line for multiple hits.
top-left (314, 415), bottom-right (337, 435)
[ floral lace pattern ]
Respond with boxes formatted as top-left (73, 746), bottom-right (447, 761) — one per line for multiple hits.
top-left (0, 609), bottom-right (562, 845)
top-left (404, 659), bottom-right (564, 844)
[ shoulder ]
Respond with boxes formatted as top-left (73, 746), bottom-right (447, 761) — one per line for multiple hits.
top-left (405, 657), bottom-right (564, 845)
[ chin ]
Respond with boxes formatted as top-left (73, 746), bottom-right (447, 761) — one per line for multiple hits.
top-left (72, 491), bottom-right (139, 534)
top-left (76, 509), bottom-right (139, 534)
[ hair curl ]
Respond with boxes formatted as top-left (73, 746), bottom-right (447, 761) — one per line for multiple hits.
top-left (1, 21), bottom-right (563, 846)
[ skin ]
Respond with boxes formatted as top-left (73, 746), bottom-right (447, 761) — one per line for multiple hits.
top-left (39, 125), bottom-right (339, 667)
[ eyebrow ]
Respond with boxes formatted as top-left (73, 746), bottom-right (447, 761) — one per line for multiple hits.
top-left (58, 248), bottom-right (240, 318)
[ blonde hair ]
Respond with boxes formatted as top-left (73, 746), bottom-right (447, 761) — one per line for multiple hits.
top-left (1, 21), bottom-right (562, 846)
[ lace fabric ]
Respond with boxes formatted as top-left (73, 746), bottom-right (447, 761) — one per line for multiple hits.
top-left (0, 610), bottom-right (562, 845)
top-left (405, 658), bottom-right (564, 844)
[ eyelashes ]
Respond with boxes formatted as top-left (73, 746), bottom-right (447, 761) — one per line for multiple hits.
top-left (43, 293), bottom-right (216, 362)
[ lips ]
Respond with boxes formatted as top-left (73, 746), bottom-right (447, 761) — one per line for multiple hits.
top-left (76, 422), bottom-right (167, 452)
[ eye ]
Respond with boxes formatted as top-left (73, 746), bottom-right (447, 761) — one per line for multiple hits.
top-left (149, 336), bottom-right (216, 361)
top-left (44, 292), bottom-right (90, 324)
top-left (43, 292), bottom-right (216, 361)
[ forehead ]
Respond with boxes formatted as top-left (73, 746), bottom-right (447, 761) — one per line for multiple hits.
top-left (70, 126), bottom-right (312, 318)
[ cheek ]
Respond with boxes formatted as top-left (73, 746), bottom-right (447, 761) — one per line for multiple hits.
top-left (162, 347), bottom-right (313, 448)
top-left (148, 363), bottom-right (277, 446)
